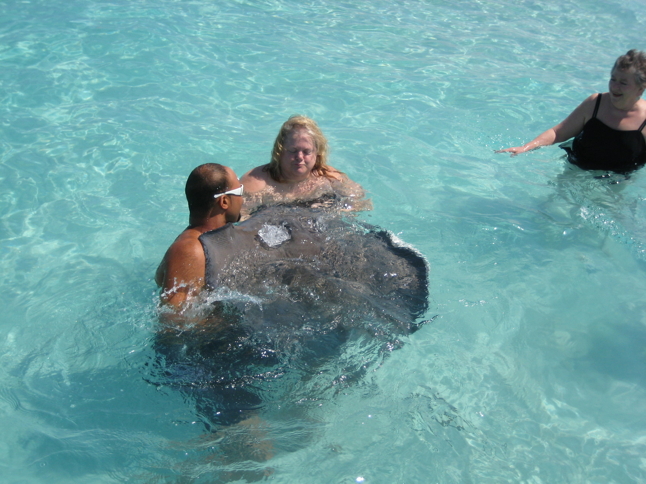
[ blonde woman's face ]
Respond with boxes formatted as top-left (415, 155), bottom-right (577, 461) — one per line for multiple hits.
top-left (279, 129), bottom-right (317, 182)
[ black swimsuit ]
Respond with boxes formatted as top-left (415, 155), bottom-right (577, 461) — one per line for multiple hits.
top-left (562, 93), bottom-right (646, 173)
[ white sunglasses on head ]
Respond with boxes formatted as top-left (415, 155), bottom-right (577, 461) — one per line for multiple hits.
top-left (213, 184), bottom-right (244, 199)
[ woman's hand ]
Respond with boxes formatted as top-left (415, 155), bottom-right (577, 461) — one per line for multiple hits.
top-left (495, 146), bottom-right (529, 156)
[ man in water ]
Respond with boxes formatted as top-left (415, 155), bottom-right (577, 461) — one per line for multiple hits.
top-left (153, 164), bottom-right (273, 472)
top-left (155, 163), bottom-right (244, 309)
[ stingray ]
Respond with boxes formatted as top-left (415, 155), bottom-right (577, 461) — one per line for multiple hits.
top-left (201, 204), bottom-right (429, 334)
top-left (153, 204), bottom-right (430, 427)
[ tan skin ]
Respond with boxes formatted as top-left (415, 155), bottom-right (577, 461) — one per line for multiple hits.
top-left (240, 129), bottom-right (369, 214)
top-left (497, 67), bottom-right (646, 156)
top-left (155, 167), bottom-right (243, 310)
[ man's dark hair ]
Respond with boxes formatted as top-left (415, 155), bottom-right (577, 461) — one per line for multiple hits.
top-left (185, 163), bottom-right (229, 216)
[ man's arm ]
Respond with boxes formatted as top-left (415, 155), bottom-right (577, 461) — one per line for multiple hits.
top-left (157, 235), bottom-right (206, 309)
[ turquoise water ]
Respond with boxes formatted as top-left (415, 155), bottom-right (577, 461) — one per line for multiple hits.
top-left (2, 0), bottom-right (646, 482)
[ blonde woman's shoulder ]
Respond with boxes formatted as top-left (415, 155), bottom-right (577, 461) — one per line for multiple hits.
top-left (241, 165), bottom-right (271, 193)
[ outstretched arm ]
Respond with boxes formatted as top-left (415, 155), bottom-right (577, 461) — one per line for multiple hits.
top-left (496, 94), bottom-right (598, 156)
top-left (496, 127), bottom-right (561, 155)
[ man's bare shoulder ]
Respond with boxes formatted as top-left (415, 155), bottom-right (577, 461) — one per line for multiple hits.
top-left (241, 165), bottom-right (272, 193)
top-left (156, 229), bottom-right (204, 285)
top-left (165, 230), bottom-right (205, 267)
top-left (155, 228), bottom-right (207, 308)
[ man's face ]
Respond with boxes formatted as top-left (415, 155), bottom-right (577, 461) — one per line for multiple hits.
top-left (225, 167), bottom-right (243, 223)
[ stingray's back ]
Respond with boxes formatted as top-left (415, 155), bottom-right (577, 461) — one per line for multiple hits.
top-left (199, 206), bottom-right (429, 333)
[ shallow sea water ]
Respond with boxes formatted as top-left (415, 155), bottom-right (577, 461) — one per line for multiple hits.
top-left (2, 0), bottom-right (646, 482)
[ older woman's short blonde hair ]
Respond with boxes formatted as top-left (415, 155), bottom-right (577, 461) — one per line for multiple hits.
top-left (265, 115), bottom-right (334, 182)
top-left (614, 49), bottom-right (646, 88)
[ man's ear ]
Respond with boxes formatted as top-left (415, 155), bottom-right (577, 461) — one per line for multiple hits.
top-left (218, 195), bottom-right (230, 210)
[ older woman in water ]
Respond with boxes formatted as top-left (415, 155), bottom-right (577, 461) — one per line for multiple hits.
top-left (241, 115), bottom-right (370, 214)
top-left (498, 50), bottom-right (646, 174)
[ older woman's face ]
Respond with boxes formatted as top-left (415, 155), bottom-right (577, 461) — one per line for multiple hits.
top-left (609, 67), bottom-right (645, 107)
top-left (279, 129), bottom-right (318, 182)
